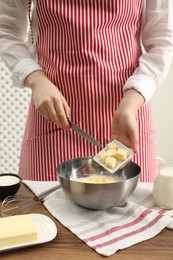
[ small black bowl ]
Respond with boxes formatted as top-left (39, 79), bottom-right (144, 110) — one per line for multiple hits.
top-left (0, 173), bottom-right (22, 199)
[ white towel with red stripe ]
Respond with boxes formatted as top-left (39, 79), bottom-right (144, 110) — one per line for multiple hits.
top-left (23, 181), bottom-right (173, 256)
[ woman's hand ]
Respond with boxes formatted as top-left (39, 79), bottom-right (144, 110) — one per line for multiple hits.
top-left (111, 89), bottom-right (145, 153)
top-left (24, 71), bottom-right (70, 129)
top-left (111, 107), bottom-right (139, 153)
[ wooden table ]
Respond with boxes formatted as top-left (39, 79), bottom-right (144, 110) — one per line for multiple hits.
top-left (1, 184), bottom-right (173, 260)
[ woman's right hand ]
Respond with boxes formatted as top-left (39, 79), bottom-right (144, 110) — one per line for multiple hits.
top-left (24, 70), bottom-right (70, 129)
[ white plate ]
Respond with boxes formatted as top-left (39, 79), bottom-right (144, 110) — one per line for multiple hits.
top-left (0, 213), bottom-right (57, 252)
top-left (93, 140), bottom-right (134, 173)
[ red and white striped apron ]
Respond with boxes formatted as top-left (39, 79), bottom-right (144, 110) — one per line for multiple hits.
top-left (19, 0), bottom-right (157, 182)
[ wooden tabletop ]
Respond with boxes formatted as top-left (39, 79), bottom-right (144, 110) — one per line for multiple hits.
top-left (1, 184), bottom-right (173, 260)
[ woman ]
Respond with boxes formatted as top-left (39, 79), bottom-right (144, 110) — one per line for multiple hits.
top-left (0, 0), bottom-right (173, 181)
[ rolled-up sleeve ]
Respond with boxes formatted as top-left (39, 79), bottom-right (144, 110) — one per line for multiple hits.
top-left (0, 0), bottom-right (42, 88)
top-left (124, 0), bottom-right (173, 102)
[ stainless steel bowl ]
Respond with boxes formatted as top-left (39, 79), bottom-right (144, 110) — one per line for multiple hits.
top-left (57, 157), bottom-right (141, 210)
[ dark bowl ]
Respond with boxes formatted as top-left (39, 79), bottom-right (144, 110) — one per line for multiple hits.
top-left (0, 173), bottom-right (22, 199)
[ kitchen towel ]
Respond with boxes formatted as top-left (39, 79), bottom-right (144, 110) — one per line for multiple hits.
top-left (23, 181), bottom-right (173, 257)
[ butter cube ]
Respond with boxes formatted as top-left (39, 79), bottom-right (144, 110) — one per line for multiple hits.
top-left (105, 156), bottom-right (117, 169)
top-left (98, 150), bottom-right (108, 163)
top-left (106, 141), bottom-right (118, 150)
top-left (93, 177), bottom-right (105, 184)
top-left (0, 214), bottom-right (37, 248)
top-left (107, 149), bottom-right (117, 158)
top-left (115, 148), bottom-right (128, 160)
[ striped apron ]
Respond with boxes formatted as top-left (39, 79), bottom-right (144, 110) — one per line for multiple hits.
top-left (19, 0), bottom-right (157, 182)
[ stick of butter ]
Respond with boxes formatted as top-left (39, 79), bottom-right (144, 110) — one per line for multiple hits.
top-left (98, 150), bottom-right (108, 163)
top-left (0, 214), bottom-right (37, 247)
top-left (107, 149), bottom-right (117, 158)
top-left (105, 156), bottom-right (117, 169)
top-left (115, 148), bottom-right (128, 160)
top-left (106, 141), bottom-right (118, 150)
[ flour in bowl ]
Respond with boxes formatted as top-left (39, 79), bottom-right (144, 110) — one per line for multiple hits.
top-left (0, 175), bottom-right (20, 186)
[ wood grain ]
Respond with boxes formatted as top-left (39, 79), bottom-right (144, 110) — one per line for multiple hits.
top-left (1, 184), bottom-right (173, 260)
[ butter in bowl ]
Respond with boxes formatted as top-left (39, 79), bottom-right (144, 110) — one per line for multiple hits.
top-left (93, 140), bottom-right (134, 173)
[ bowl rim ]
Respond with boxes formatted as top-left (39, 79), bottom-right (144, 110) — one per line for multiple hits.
top-left (0, 173), bottom-right (22, 187)
top-left (57, 156), bottom-right (141, 184)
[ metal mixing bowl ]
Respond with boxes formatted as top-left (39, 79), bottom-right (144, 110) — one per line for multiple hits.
top-left (57, 157), bottom-right (141, 210)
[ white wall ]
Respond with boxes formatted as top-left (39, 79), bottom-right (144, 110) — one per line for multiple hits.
top-left (152, 60), bottom-right (173, 158)
top-left (0, 58), bottom-right (31, 173)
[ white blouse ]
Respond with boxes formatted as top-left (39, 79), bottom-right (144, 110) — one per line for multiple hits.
top-left (0, 0), bottom-right (173, 102)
